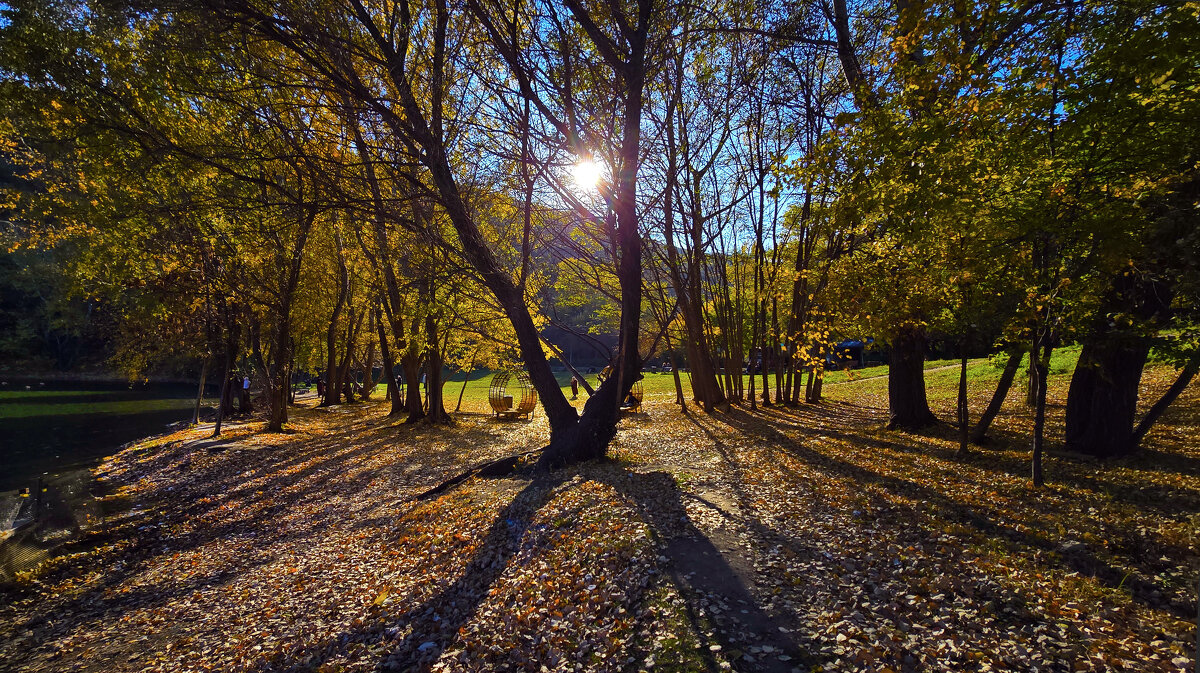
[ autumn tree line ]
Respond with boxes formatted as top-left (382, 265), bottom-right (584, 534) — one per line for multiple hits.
top-left (0, 0), bottom-right (1196, 480)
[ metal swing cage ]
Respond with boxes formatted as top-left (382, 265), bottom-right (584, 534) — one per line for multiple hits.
top-left (488, 371), bottom-right (538, 420)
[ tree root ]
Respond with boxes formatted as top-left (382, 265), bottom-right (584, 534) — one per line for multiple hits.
top-left (410, 448), bottom-right (545, 501)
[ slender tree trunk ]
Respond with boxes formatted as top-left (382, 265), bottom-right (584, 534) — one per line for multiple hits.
top-left (402, 315), bottom-right (425, 422)
top-left (193, 357), bottom-right (211, 425)
top-left (887, 325), bottom-right (937, 429)
top-left (956, 343), bottom-right (969, 457)
top-left (664, 332), bottom-right (686, 410)
top-left (336, 316), bottom-right (357, 404)
top-left (808, 366), bottom-right (825, 403)
top-left (1026, 365), bottom-right (1037, 407)
top-left (970, 346), bottom-right (1023, 444)
top-left (454, 351), bottom-right (477, 414)
top-left (377, 304), bottom-right (404, 417)
top-left (423, 312), bottom-right (451, 424)
top-left (212, 331), bottom-right (237, 438)
top-left (1131, 353), bottom-right (1200, 448)
top-left (1031, 340), bottom-right (1052, 488)
top-left (322, 258), bottom-right (349, 406)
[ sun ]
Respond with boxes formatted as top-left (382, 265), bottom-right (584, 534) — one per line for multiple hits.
top-left (572, 158), bottom-right (604, 190)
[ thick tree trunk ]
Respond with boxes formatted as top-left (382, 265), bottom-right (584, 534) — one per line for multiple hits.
top-left (970, 347), bottom-right (1023, 444)
top-left (1064, 339), bottom-right (1151, 457)
top-left (1131, 353), bottom-right (1199, 448)
top-left (887, 326), bottom-right (937, 429)
top-left (402, 355), bottom-right (425, 422)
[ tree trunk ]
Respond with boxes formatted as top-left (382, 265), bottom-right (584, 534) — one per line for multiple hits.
top-left (321, 235), bottom-right (350, 406)
top-left (376, 304), bottom-right (404, 417)
top-left (423, 313), bottom-right (451, 424)
top-left (192, 357), bottom-right (211, 425)
top-left (1031, 341), bottom-right (1052, 487)
top-left (401, 314), bottom-right (426, 422)
top-left (970, 347), bottom-right (1023, 444)
top-left (1131, 353), bottom-right (1199, 448)
top-left (807, 366), bottom-right (824, 403)
top-left (956, 345), bottom-right (969, 457)
top-left (887, 326), bottom-right (937, 430)
top-left (211, 326), bottom-right (238, 438)
top-left (1064, 338), bottom-right (1150, 457)
top-left (454, 351), bottom-right (477, 414)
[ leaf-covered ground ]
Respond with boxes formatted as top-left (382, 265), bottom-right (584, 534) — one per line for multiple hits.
top-left (1, 363), bottom-right (1196, 672)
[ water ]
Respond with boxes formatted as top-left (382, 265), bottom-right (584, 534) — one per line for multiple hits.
top-left (0, 379), bottom-right (206, 493)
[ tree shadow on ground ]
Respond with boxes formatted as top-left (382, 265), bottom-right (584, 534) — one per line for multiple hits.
top-left (592, 467), bottom-right (807, 673)
top-left (201, 475), bottom-right (558, 673)
top-left (709, 406), bottom-right (1194, 620)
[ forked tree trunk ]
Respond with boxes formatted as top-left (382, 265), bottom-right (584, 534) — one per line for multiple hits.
top-left (970, 347), bottom-right (1023, 444)
top-left (402, 354), bottom-right (425, 423)
top-left (887, 326), bottom-right (937, 430)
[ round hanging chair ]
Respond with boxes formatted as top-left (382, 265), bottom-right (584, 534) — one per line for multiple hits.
top-left (488, 371), bottom-right (538, 420)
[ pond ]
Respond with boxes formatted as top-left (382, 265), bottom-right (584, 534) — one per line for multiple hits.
top-left (0, 379), bottom-right (207, 494)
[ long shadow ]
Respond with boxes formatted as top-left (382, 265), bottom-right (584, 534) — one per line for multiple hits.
top-left (12, 459), bottom-right (390, 636)
top-left (227, 474), bottom-right (559, 673)
top-left (711, 408), bottom-right (1195, 621)
top-left (595, 468), bottom-right (809, 673)
top-left (769, 405), bottom-right (1200, 551)
top-left (3, 406), bottom-right (560, 671)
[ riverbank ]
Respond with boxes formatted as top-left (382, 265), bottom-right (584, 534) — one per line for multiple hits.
top-left (0, 365), bottom-right (1196, 672)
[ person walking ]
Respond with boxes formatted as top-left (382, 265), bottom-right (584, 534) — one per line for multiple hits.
top-left (569, 376), bottom-right (579, 400)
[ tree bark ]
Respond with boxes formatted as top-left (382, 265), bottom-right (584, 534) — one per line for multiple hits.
top-left (192, 356), bottom-right (210, 424)
top-left (211, 324), bottom-right (238, 438)
top-left (423, 312), bottom-right (451, 424)
top-left (807, 365), bottom-right (824, 403)
top-left (1031, 340), bottom-right (1051, 488)
top-left (321, 239), bottom-right (350, 407)
top-left (1064, 338), bottom-right (1151, 457)
top-left (970, 346), bottom-right (1023, 444)
top-left (887, 325), bottom-right (937, 429)
top-left (956, 345), bottom-right (969, 457)
top-left (376, 303), bottom-right (404, 417)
